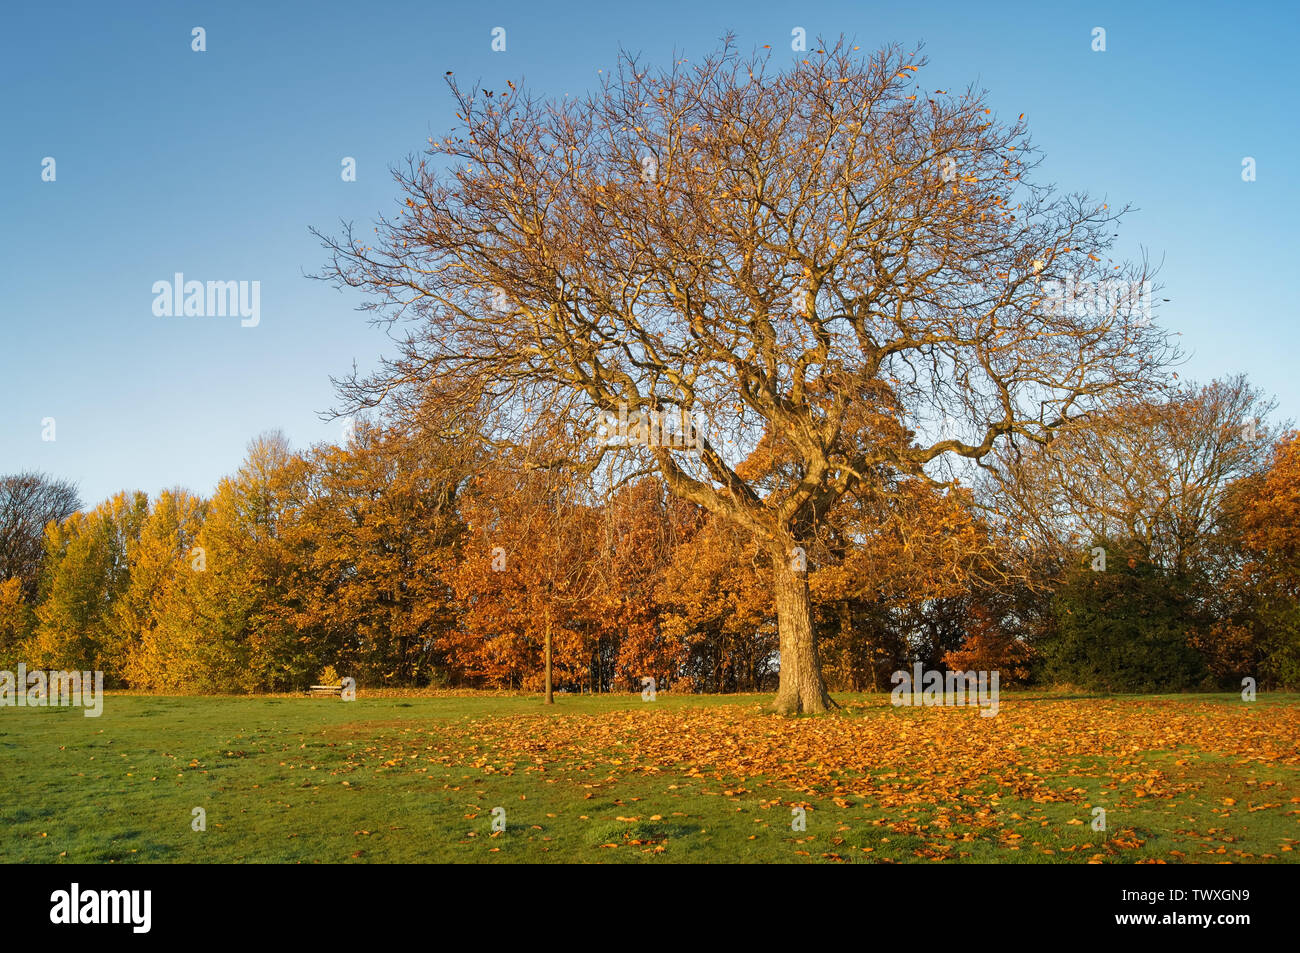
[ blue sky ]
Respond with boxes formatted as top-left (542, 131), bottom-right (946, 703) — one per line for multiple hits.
top-left (2, 0), bottom-right (1297, 507)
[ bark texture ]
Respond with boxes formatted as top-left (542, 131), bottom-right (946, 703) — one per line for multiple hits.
top-left (770, 556), bottom-right (834, 715)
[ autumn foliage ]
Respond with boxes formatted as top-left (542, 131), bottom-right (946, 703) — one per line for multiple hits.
top-left (1, 417), bottom-right (1296, 694)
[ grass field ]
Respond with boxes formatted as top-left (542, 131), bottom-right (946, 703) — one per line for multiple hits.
top-left (2, 691), bottom-right (1297, 863)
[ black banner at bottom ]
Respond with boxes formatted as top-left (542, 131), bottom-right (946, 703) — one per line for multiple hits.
top-left (4, 861), bottom-right (1280, 940)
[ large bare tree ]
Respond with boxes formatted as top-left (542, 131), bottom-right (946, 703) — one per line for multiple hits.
top-left (316, 37), bottom-right (1177, 713)
top-left (981, 375), bottom-right (1279, 577)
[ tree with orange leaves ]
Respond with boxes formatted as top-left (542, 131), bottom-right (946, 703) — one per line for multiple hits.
top-left (594, 479), bottom-right (698, 693)
top-left (655, 515), bottom-right (778, 693)
top-left (441, 454), bottom-right (607, 699)
top-left (1207, 432), bottom-right (1300, 687)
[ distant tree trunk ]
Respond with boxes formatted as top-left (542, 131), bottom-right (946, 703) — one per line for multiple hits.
top-left (838, 600), bottom-right (858, 691)
top-left (771, 553), bottom-right (834, 715)
top-left (544, 617), bottom-right (554, 705)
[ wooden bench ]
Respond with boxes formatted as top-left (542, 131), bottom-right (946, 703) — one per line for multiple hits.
top-left (308, 684), bottom-right (344, 697)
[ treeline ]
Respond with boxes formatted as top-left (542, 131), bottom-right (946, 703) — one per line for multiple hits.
top-left (1, 376), bottom-right (1297, 694)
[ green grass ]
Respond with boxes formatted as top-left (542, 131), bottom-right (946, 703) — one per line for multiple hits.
top-left (1, 691), bottom-right (1296, 863)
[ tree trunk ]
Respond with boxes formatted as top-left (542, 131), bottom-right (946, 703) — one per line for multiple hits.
top-left (771, 553), bottom-right (834, 715)
top-left (838, 600), bottom-right (857, 691)
top-left (544, 619), bottom-right (554, 705)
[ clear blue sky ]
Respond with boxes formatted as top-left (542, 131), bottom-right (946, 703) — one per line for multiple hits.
top-left (2, 0), bottom-right (1297, 507)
